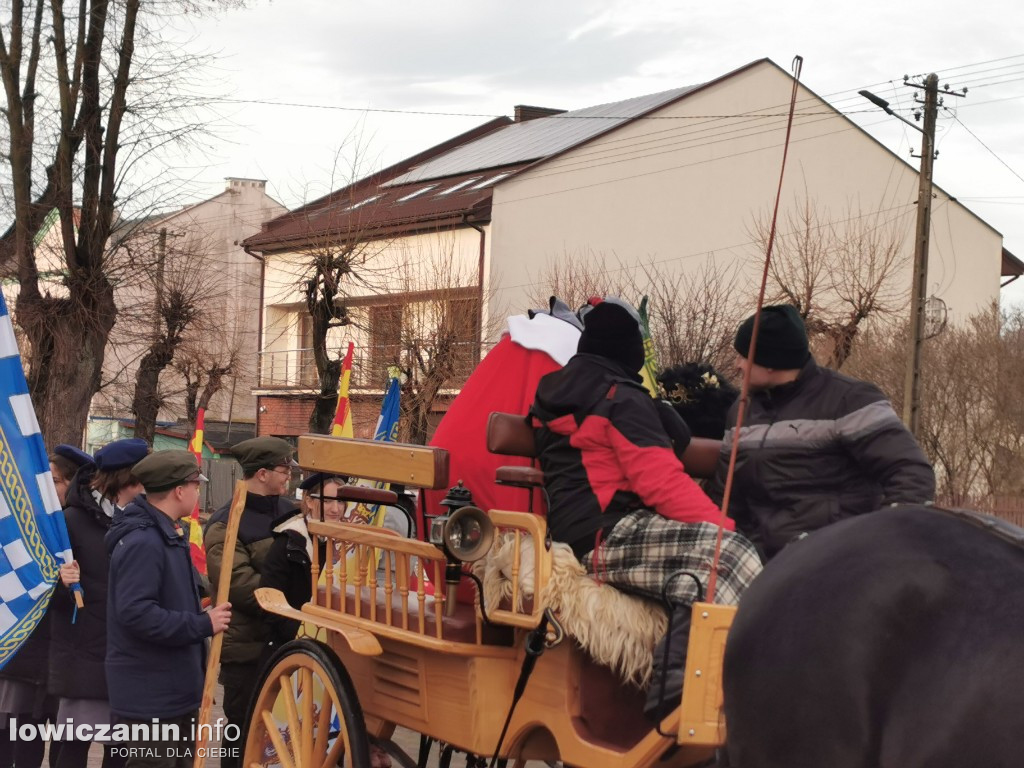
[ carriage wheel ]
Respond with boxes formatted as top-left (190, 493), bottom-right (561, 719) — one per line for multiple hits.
top-left (243, 638), bottom-right (371, 768)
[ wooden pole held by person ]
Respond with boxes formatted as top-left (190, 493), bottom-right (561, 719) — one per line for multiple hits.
top-left (194, 479), bottom-right (246, 768)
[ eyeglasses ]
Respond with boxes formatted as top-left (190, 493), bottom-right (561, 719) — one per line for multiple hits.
top-left (267, 466), bottom-right (293, 477)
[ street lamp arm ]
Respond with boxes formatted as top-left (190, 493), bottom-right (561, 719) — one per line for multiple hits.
top-left (858, 90), bottom-right (923, 134)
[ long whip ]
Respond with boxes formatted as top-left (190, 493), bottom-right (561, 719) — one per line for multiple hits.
top-left (706, 56), bottom-right (804, 603)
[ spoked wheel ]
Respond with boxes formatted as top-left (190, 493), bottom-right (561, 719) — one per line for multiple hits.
top-left (243, 638), bottom-right (371, 768)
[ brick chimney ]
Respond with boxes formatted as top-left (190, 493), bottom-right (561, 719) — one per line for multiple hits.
top-left (225, 177), bottom-right (267, 192)
top-left (513, 105), bottom-right (566, 122)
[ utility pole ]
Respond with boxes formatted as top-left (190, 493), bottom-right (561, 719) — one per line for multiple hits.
top-left (153, 227), bottom-right (167, 335)
top-left (860, 75), bottom-right (965, 437)
top-left (903, 73), bottom-right (938, 437)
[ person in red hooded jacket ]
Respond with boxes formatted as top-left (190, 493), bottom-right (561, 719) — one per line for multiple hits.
top-left (529, 298), bottom-right (762, 721)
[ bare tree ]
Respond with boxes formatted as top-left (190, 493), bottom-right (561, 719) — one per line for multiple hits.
top-left (527, 249), bottom-right (742, 371)
top-left (525, 248), bottom-right (631, 312)
top-left (174, 339), bottom-right (240, 425)
top-left (273, 143), bottom-right (394, 434)
top-left (750, 197), bottom-right (909, 368)
top-left (844, 304), bottom-right (1024, 505)
top-left (0, 0), bottom-right (244, 447)
top-left (393, 243), bottom-right (495, 445)
top-left (635, 256), bottom-right (744, 373)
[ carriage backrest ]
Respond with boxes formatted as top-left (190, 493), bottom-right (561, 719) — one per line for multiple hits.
top-left (486, 412), bottom-right (536, 457)
top-left (298, 434), bottom-right (450, 489)
top-left (485, 411), bottom-right (723, 479)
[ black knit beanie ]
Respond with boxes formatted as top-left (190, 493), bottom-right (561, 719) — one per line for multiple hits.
top-left (577, 300), bottom-right (646, 374)
top-left (733, 304), bottom-right (810, 369)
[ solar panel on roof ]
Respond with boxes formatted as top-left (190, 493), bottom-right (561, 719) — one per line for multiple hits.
top-left (384, 85), bottom-right (697, 186)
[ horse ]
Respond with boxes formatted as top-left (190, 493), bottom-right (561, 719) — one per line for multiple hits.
top-left (721, 504), bottom-right (1024, 768)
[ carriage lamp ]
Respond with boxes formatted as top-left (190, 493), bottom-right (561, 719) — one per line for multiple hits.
top-left (430, 482), bottom-right (495, 615)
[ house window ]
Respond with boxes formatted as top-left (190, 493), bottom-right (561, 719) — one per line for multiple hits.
top-left (443, 296), bottom-right (481, 381)
top-left (368, 304), bottom-right (403, 388)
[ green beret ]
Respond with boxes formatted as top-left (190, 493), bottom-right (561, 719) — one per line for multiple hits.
top-left (133, 450), bottom-right (206, 493)
top-left (230, 436), bottom-right (295, 473)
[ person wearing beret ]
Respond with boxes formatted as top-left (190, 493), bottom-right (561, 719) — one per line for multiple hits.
top-left (706, 304), bottom-right (936, 561)
top-left (530, 297), bottom-right (762, 722)
top-left (203, 436), bottom-right (297, 768)
top-left (49, 438), bottom-right (148, 768)
top-left (105, 451), bottom-right (231, 768)
top-left (0, 445), bottom-right (96, 768)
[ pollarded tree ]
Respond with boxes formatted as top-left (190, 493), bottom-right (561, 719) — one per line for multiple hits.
top-left (749, 196), bottom-right (909, 369)
top-left (0, 0), bottom-right (245, 447)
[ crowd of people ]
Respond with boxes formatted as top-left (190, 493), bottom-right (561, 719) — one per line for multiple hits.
top-left (0, 299), bottom-right (936, 764)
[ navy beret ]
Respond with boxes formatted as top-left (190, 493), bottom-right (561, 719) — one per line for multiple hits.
top-left (298, 472), bottom-right (346, 492)
top-left (94, 438), bottom-right (149, 471)
top-left (54, 444), bottom-right (94, 468)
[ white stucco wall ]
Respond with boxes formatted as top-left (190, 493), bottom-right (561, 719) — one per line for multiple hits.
top-left (488, 60), bottom-right (1003, 330)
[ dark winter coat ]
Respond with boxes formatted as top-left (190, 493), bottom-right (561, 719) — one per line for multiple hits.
top-left (48, 465), bottom-right (112, 700)
top-left (204, 492), bottom-right (296, 664)
top-left (105, 497), bottom-right (212, 720)
top-left (258, 510), bottom-right (327, 649)
top-left (706, 358), bottom-right (936, 560)
top-left (530, 354), bottom-right (729, 558)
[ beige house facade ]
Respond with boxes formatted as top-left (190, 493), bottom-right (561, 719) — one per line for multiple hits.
top-left (246, 59), bottom-right (1020, 437)
top-left (486, 59), bottom-right (1007, 324)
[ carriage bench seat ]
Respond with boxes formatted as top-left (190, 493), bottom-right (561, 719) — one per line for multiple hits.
top-left (494, 465), bottom-right (545, 488)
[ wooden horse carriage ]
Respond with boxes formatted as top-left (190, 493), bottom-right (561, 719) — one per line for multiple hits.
top-left (243, 417), bottom-right (736, 768)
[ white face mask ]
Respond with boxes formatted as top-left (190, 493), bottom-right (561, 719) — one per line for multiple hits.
top-left (92, 489), bottom-right (117, 518)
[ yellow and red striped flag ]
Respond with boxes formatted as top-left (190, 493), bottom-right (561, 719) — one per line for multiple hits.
top-left (330, 342), bottom-right (355, 438)
top-left (187, 408), bottom-right (207, 576)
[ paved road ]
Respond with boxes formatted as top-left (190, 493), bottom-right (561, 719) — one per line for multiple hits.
top-left (60, 686), bottom-right (466, 768)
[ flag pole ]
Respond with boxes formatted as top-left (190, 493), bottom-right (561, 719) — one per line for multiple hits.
top-left (194, 479), bottom-right (246, 768)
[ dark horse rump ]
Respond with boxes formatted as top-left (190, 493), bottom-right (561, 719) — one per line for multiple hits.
top-left (723, 504), bottom-right (1024, 768)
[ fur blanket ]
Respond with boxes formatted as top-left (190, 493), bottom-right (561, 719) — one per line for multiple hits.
top-left (475, 534), bottom-right (667, 687)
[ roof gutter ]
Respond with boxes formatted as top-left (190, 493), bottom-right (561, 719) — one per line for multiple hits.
top-left (464, 214), bottom-right (486, 361)
top-left (244, 243), bottom-right (267, 386)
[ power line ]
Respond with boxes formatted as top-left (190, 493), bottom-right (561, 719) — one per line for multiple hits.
top-left (948, 113), bottom-right (1024, 187)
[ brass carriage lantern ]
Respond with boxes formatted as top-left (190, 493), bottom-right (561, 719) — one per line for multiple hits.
top-left (429, 481), bottom-right (494, 615)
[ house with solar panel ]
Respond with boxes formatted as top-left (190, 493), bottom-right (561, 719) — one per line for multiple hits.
top-left (243, 58), bottom-right (1021, 439)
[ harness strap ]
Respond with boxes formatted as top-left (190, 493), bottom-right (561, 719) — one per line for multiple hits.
top-left (488, 612), bottom-right (551, 768)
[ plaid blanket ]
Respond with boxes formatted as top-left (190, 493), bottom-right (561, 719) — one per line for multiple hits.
top-left (582, 510), bottom-right (762, 607)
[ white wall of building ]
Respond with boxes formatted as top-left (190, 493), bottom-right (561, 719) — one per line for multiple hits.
top-left (489, 60), bottom-right (1003, 329)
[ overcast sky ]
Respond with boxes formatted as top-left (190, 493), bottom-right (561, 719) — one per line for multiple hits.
top-left (169, 0), bottom-right (1024, 306)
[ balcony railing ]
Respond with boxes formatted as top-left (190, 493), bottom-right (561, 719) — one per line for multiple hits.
top-left (257, 342), bottom-right (482, 391)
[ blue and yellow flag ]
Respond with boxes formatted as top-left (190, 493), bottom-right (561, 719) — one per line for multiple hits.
top-left (0, 292), bottom-right (75, 669)
top-left (637, 296), bottom-right (660, 398)
top-left (372, 375), bottom-right (401, 443)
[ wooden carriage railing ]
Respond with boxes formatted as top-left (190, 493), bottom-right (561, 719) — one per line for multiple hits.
top-left (270, 433), bottom-right (552, 654)
top-left (299, 511), bottom-right (550, 651)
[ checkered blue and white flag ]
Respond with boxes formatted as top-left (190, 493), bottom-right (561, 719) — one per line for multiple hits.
top-left (0, 292), bottom-right (74, 669)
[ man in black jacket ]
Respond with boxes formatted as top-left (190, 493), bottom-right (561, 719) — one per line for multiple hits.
top-left (106, 451), bottom-right (231, 768)
top-left (707, 304), bottom-right (936, 561)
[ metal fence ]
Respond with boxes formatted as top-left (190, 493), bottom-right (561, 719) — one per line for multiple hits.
top-left (198, 457), bottom-right (244, 516)
top-left (936, 495), bottom-right (1024, 528)
top-left (257, 342), bottom-right (479, 391)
